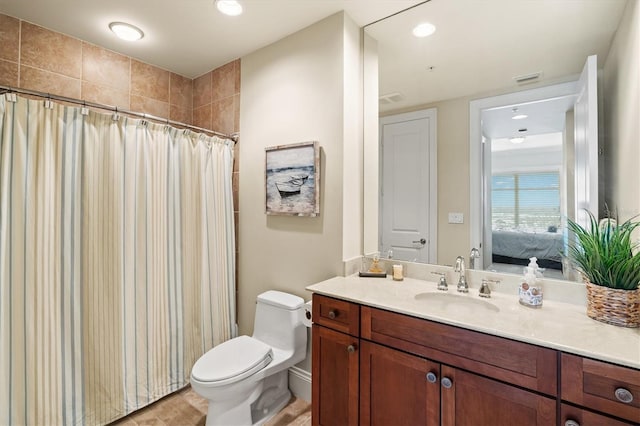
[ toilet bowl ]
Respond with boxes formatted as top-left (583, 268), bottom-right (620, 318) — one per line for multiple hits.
top-left (190, 291), bottom-right (308, 426)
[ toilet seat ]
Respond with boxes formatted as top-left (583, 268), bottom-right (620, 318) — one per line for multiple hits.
top-left (191, 335), bottom-right (273, 387)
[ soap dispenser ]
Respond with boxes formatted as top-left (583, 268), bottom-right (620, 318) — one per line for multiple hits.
top-left (519, 257), bottom-right (543, 308)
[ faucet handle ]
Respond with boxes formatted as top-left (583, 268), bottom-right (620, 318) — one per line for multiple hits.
top-left (479, 278), bottom-right (500, 298)
top-left (431, 272), bottom-right (448, 291)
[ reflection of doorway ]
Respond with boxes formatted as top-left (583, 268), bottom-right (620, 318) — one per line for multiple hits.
top-left (379, 109), bottom-right (437, 263)
top-left (470, 56), bottom-right (599, 278)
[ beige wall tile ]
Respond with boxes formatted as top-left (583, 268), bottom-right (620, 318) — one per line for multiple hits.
top-left (211, 97), bottom-right (234, 134)
top-left (170, 73), bottom-right (192, 109)
top-left (0, 14), bottom-right (20, 62)
top-left (232, 171), bottom-right (239, 211)
top-left (193, 104), bottom-right (212, 130)
top-left (131, 60), bottom-right (170, 102)
top-left (170, 104), bottom-right (192, 125)
top-left (193, 71), bottom-right (211, 108)
top-left (82, 43), bottom-right (130, 92)
top-left (233, 59), bottom-right (241, 94)
top-left (233, 141), bottom-right (239, 172)
top-left (211, 61), bottom-right (236, 102)
top-left (131, 94), bottom-right (170, 119)
top-left (81, 81), bottom-right (130, 110)
top-left (0, 59), bottom-right (19, 87)
top-left (20, 65), bottom-right (81, 98)
top-left (233, 93), bottom-right (240, 132)
top-left (21, 22), bottom-right (82, 79)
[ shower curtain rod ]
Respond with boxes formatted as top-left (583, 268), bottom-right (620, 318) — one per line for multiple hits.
top-left (0, 84), bottom-right (239, 142)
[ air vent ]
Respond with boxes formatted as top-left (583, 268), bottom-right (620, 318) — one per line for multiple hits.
top-left (513, 72), bottom-right (543, 85)
top-left (379, 92), bottom-right (403, 104)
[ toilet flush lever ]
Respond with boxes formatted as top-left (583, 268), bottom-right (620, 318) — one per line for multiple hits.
top-left (413, 238), bottom-right (427, 245)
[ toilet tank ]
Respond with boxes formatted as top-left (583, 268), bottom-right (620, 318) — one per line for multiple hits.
top-left (253, 291), bottom-right (305, 352)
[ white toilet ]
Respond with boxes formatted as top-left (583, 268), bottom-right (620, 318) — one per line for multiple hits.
top-left (190, 290), bottom-right (308, 426)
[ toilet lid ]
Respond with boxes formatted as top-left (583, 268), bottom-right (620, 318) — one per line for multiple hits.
top-left (191, 335), bottom-right (273, 384)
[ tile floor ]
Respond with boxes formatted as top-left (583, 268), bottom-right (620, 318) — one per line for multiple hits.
top-left (110, 386), bottom-right (311, 426)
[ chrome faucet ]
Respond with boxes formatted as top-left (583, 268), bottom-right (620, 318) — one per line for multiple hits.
top-left (479, 278), bottom-right (500, 298)
top-left (454, 256), bottom-right (468, 293)
top-left (469, 248), bottom-right (480, 269)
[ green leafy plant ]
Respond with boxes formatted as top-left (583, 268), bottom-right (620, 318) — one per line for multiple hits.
top-left (567, 210), bottom-right (640, 290)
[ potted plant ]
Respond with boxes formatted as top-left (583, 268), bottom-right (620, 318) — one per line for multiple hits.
top-left (567, 210), bottom-right (640, 327)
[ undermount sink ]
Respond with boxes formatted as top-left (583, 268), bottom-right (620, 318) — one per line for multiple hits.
top-left (414, 292), bottom-right (500, 313)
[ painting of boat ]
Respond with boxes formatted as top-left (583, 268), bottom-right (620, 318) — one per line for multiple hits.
top-left (289, 174), bottom-right (309, 185)
top-left (265, 141), bottom-right (320, 216)
top-left (275, 181), bottom-right (302, 197)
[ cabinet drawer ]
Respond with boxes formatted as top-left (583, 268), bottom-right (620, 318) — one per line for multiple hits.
top-left (361, 306), bottom-right (557, 396)
top-left (561, 403), bottom-right (636, 426)
top-left (561, 353), bottom-right (640, 424)
top-left (312, 294), bottom-right (360, 336)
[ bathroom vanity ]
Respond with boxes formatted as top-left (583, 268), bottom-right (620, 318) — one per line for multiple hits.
top-left (307, 276), bottom-right (640, 426)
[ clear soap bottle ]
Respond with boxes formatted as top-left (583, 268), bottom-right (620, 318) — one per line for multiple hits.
top-left (519, 257), bottom-right (543, 308)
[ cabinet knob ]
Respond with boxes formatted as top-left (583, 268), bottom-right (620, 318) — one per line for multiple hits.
top-left (426, 372), bottom-right (437, 383)
top-left (614, 387), bottom-right (634, 404)
top-left (347, 344), bottom-right (357, 353)
top-left (441, 377), bottom-right (453, 389)
top-left (564, 420), bottom-right (580, 426)
top-left (328, 310), bottom-right (337, 319)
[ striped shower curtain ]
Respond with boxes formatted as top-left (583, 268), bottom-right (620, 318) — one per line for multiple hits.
top-left (0, 94), bottom-right (236, 425)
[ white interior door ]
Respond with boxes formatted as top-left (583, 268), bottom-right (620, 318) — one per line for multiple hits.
top-left (380, 109), bottom-right (437, 263)
top-left (574, 54), bottom-right (599, 226)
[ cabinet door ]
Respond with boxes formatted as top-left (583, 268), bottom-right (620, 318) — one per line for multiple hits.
top-left (360, 341), bottom-right (440, 426)
top-left (312, 325), bottom-right (359, 426)
top-left (440, 366), bottom-right (556, 426)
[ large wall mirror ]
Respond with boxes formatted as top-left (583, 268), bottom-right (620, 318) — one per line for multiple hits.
top-left (363, 0), bottom-right (638, 281)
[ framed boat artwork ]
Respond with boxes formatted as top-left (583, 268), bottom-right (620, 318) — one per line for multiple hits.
top-left (265, 141), bottom-right (320, 216)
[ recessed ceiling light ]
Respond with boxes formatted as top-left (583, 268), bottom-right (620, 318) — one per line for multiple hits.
top-left (412, 22), bottom-right (436, 38)
top-left (109, 22), bottom-right (144, 41)
top-left (216, 0), bottom-right (243, 16)
top-left (512, 114), bottom-right (528, 120)
top-left (509, 137), bottom-right (525, 144)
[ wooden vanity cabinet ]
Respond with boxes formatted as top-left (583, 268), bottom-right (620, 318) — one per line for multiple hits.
top-left (312, 295), bottom-right (360, 426)
top-left (311, 294), bottom-right (639, 426)
top-left (360, 306), bottom-right (557, 426)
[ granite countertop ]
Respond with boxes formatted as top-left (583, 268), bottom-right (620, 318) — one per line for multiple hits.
top-left (306, 275), bottom-right (640, 369)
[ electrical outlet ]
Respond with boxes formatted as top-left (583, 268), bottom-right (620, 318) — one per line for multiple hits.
top-left (448, 212), bottom-right (464, 224)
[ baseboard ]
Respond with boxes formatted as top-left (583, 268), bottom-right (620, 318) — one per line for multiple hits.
top-left (288, 366), bottom-right (311, 402)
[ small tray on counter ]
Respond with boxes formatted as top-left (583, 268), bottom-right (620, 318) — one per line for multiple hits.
top-left (358, 271), bottom-right (387, 278)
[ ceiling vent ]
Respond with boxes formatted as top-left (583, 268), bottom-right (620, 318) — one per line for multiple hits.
top-left (513, 72), bottom-right (543, 85)
top-left (379, 92), bottom-right (403, 104)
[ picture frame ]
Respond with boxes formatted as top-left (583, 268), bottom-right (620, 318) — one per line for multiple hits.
top-left (265, 141), bottom-right (320, 216)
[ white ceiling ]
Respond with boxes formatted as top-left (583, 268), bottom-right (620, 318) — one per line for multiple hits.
top-left (0, 0), bottom-right (423, 78)
top-left (482, 93), bottom-right (578, 140)
top-left (367, 0), bottom-right (628, 113)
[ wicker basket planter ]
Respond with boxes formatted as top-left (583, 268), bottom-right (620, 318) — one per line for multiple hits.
top-left (586, 281), bottom-right (640, 328)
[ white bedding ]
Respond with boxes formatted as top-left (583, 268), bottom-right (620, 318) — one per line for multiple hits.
top-left (492, 230), bottom-right (563, 262)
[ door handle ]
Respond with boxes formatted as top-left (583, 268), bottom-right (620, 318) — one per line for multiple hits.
top-left (412, 238), bottom-right (426, 245)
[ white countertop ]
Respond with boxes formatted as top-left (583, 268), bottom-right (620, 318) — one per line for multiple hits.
top-left (306, 275), bottom-right (640, 369)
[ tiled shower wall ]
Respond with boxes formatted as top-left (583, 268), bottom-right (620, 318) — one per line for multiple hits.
top-left (0, 12), bottom-right (241, 290)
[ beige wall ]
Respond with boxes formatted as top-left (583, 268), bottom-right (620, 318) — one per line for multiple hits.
top-left (603, 0), bottom-right (640, 222)
top-left (238, 12), bottom-right (362, 347)
top-left (342, 14), bottom-right (364, 262)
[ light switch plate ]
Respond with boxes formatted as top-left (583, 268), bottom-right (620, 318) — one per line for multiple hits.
top-left (448, 212), bottom-right (464, 224)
